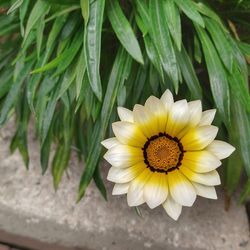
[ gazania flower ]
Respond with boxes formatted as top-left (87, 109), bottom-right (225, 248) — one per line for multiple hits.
top-left (101, 90), bottom-right (235, 220)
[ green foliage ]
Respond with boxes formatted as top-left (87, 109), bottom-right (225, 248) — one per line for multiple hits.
top-left (0, 0), bottom-right (249, 201)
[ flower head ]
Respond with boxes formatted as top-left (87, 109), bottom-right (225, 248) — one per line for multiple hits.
top-left (102, 90), bottom-right (235, 220)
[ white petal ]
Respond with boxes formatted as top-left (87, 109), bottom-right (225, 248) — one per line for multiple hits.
top-left (177, 100), bottom-right (202, 138)
top-left (180, 166), bottom-right (221, 186)
top-left (166, 100), bottom-right (190, 137)
top-left (192, 182), bottom-right (217, 199)
top-left (104, 145), bottom-right (143, 168)
top-left (133, 104), bottom-right (159, 138)
top-left (143, 173), bottom-right (168, 209)
top-left (181, 125), bottom-right (218, 151)
top-left (112, 121), bottom-right (147, 147)
top-left (127, 168), bottom-right (152, 207)
top-left (206, 140), bottom-right (235, 160)
top-left (168, 170), bottom-right (196, 207)
top-left (162, 196), bottom-right (182, 220)
top-left (117, 107), bottom-right (133, 122)
top-left (144, 96), bottom-right (167, 133)
top-left (199, 109), bottom-right (216, 126)
top-left (101, 137), bottom-right (120, 149)
top-left (107, 162), bottom-right (145, 183)
top-left (182, 150), bottom-right (221, 173)
top-left (112, 183), bottom-right (130, 195)
top-left (188, 100), bottom-right (202, 127)
top-left (160, 89), bottom-right (174, 110)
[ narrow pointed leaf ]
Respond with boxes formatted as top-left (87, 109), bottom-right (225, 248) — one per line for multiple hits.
top-left (76, 47), bottom-right (86, 99)
top-left (226, 147), bottom-right (242, 195)
top-left (134, 0), bottom-right (150, 30)
top-left (23, 0), bottom-right (49, 42)
top-left (7, 0), bottom-right (23, 14)
top-left (0, 60), bottom-right (34, 125)
top-left (80, 0), bottom-right (89, 24)
top-left (149, 0), bottom-right (178, 91)
top-left (93, 164), bottom-right (107, 200)
top-left (84, 0), bottom-right (105, 101)
top-left (144, 35), bottom-right (164, 80)
top-left (78, 48), bottom-right (132, 201)
top-left (175, 45), bottom-right (202, 99)
top-left (205, 18), bottom-right (233, 72)
top-left (231, 97), bottom-right (250, 177)
top-left (164, 0), bottom-right (181, 51)
top-left (196, 25), bottom-right (230, 125)
top-left (174, 0), bottom-right (205, 27)
top-left (107, 0), bottom-right (144, 64)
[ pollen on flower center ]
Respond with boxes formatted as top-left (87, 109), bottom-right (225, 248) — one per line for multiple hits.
top-left (143, 133), bottom-right (184, 173)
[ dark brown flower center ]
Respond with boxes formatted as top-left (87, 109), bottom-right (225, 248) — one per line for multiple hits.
top-left (142, 133), bottom-right (184, 173)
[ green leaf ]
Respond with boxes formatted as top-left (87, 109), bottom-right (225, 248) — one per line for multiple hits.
top-left (107, 0), bottom-right (144, 64)
top-left (0, 59), bottom-right (34, 125)
top-left (60, 13), bottom-right (79, 40)
top-left (164, 0), bottom-right (181, 51)
top-left (57, 66), bottom-right (77, 100)
top-left (7, 0), bottom-right (23, 14)
top-left (134, 0), bottom-right (150, 32)
top-left (30, 54), bottom-right (64, 73)
top-left (195, 2), bottom-right (225, 30)
top-left (228, 62), bottom-right (250, 113)
top-left (237, 41), bottom-right (250, 57)
top-left (117, 85), bottom-right (127, 106)
top-left (54, 31), bottom-right (83, 76)
top-left (149, 64), bottom-right (160, 96)
top-left (131, 63), bottom-right (149, 103)
top-left (78, 48), bottom-right (132, 201)
top-left (0, 23), bottom-right (19, 36)
top-left (134, 12), bottom-right (148, 36)
top-left (19, 0), bottom-right (29, 36)
top-left (41, 81), bottom-right (61, 145)
top-left (84, 0), bottom-right (105, 101)
top-left (52, 111), bottom-right (73, 189)
top-left (93, 164), bottom-right (107, 200)
top-left (195, 25), bottom-right (230, 125)
top-left (231, 97), bottom-right (250, 177)
top-left (31, 31), bottom-right (82, 74)
top-left (240, 179), bottom-right (250, 203)
top-left (36, 14), bottom-right (46, 59)
top-left (149, 0), bottom-right (178, 92)
top-left (226, 148), bottom-right (242, 195)
top-left (229, 38), bottom-right (248, 83)
top-left (134, 206), bottom-right (142, 217)
top-left (76, 47), bottom-right (86, 99)
top-left (174, 0), bottom-right (205, 27)
top-left (80, 0), bottom-right (89, 24)
top-left (47, 16), bottom-right (68, 51)
top-left (45, 6), bottom-right (80, 23)
top-left (205, 18), bottom-right (233, 72)
top-left (23, 0), bottom-right (50, 43)
top-left (175, 45), bottom-right (202, 99)
top-left (10, 92), bottom-right (30, 168)
top-left (194, 34), bottom-right (202, 63)
top-left (40, 126), bottom-right (53, 174)
top-left (42, 0), bottom-right (79, 5)
top-left (52, 144), bottom-right (70, 189)
top-left (35, 77), bottom-right (57, 136)
top-left (0, 69), bottom-right (12, 99)
top-left (144, 35), bottom-right (164, 80)
top-left (27, 56), bottom-right (48, 114)
top-left (75, 72), bottom-right (89, 113)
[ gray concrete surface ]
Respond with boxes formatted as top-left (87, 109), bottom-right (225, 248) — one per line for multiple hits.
top-left (0, 121), bottom-right (249, 250)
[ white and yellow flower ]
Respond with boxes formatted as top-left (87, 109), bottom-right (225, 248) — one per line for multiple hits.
top-left (101, 90), bottom-right (235, 220)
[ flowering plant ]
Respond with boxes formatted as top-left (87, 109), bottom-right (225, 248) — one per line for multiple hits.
top-left (0, 0), bottom-right (249, 204)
